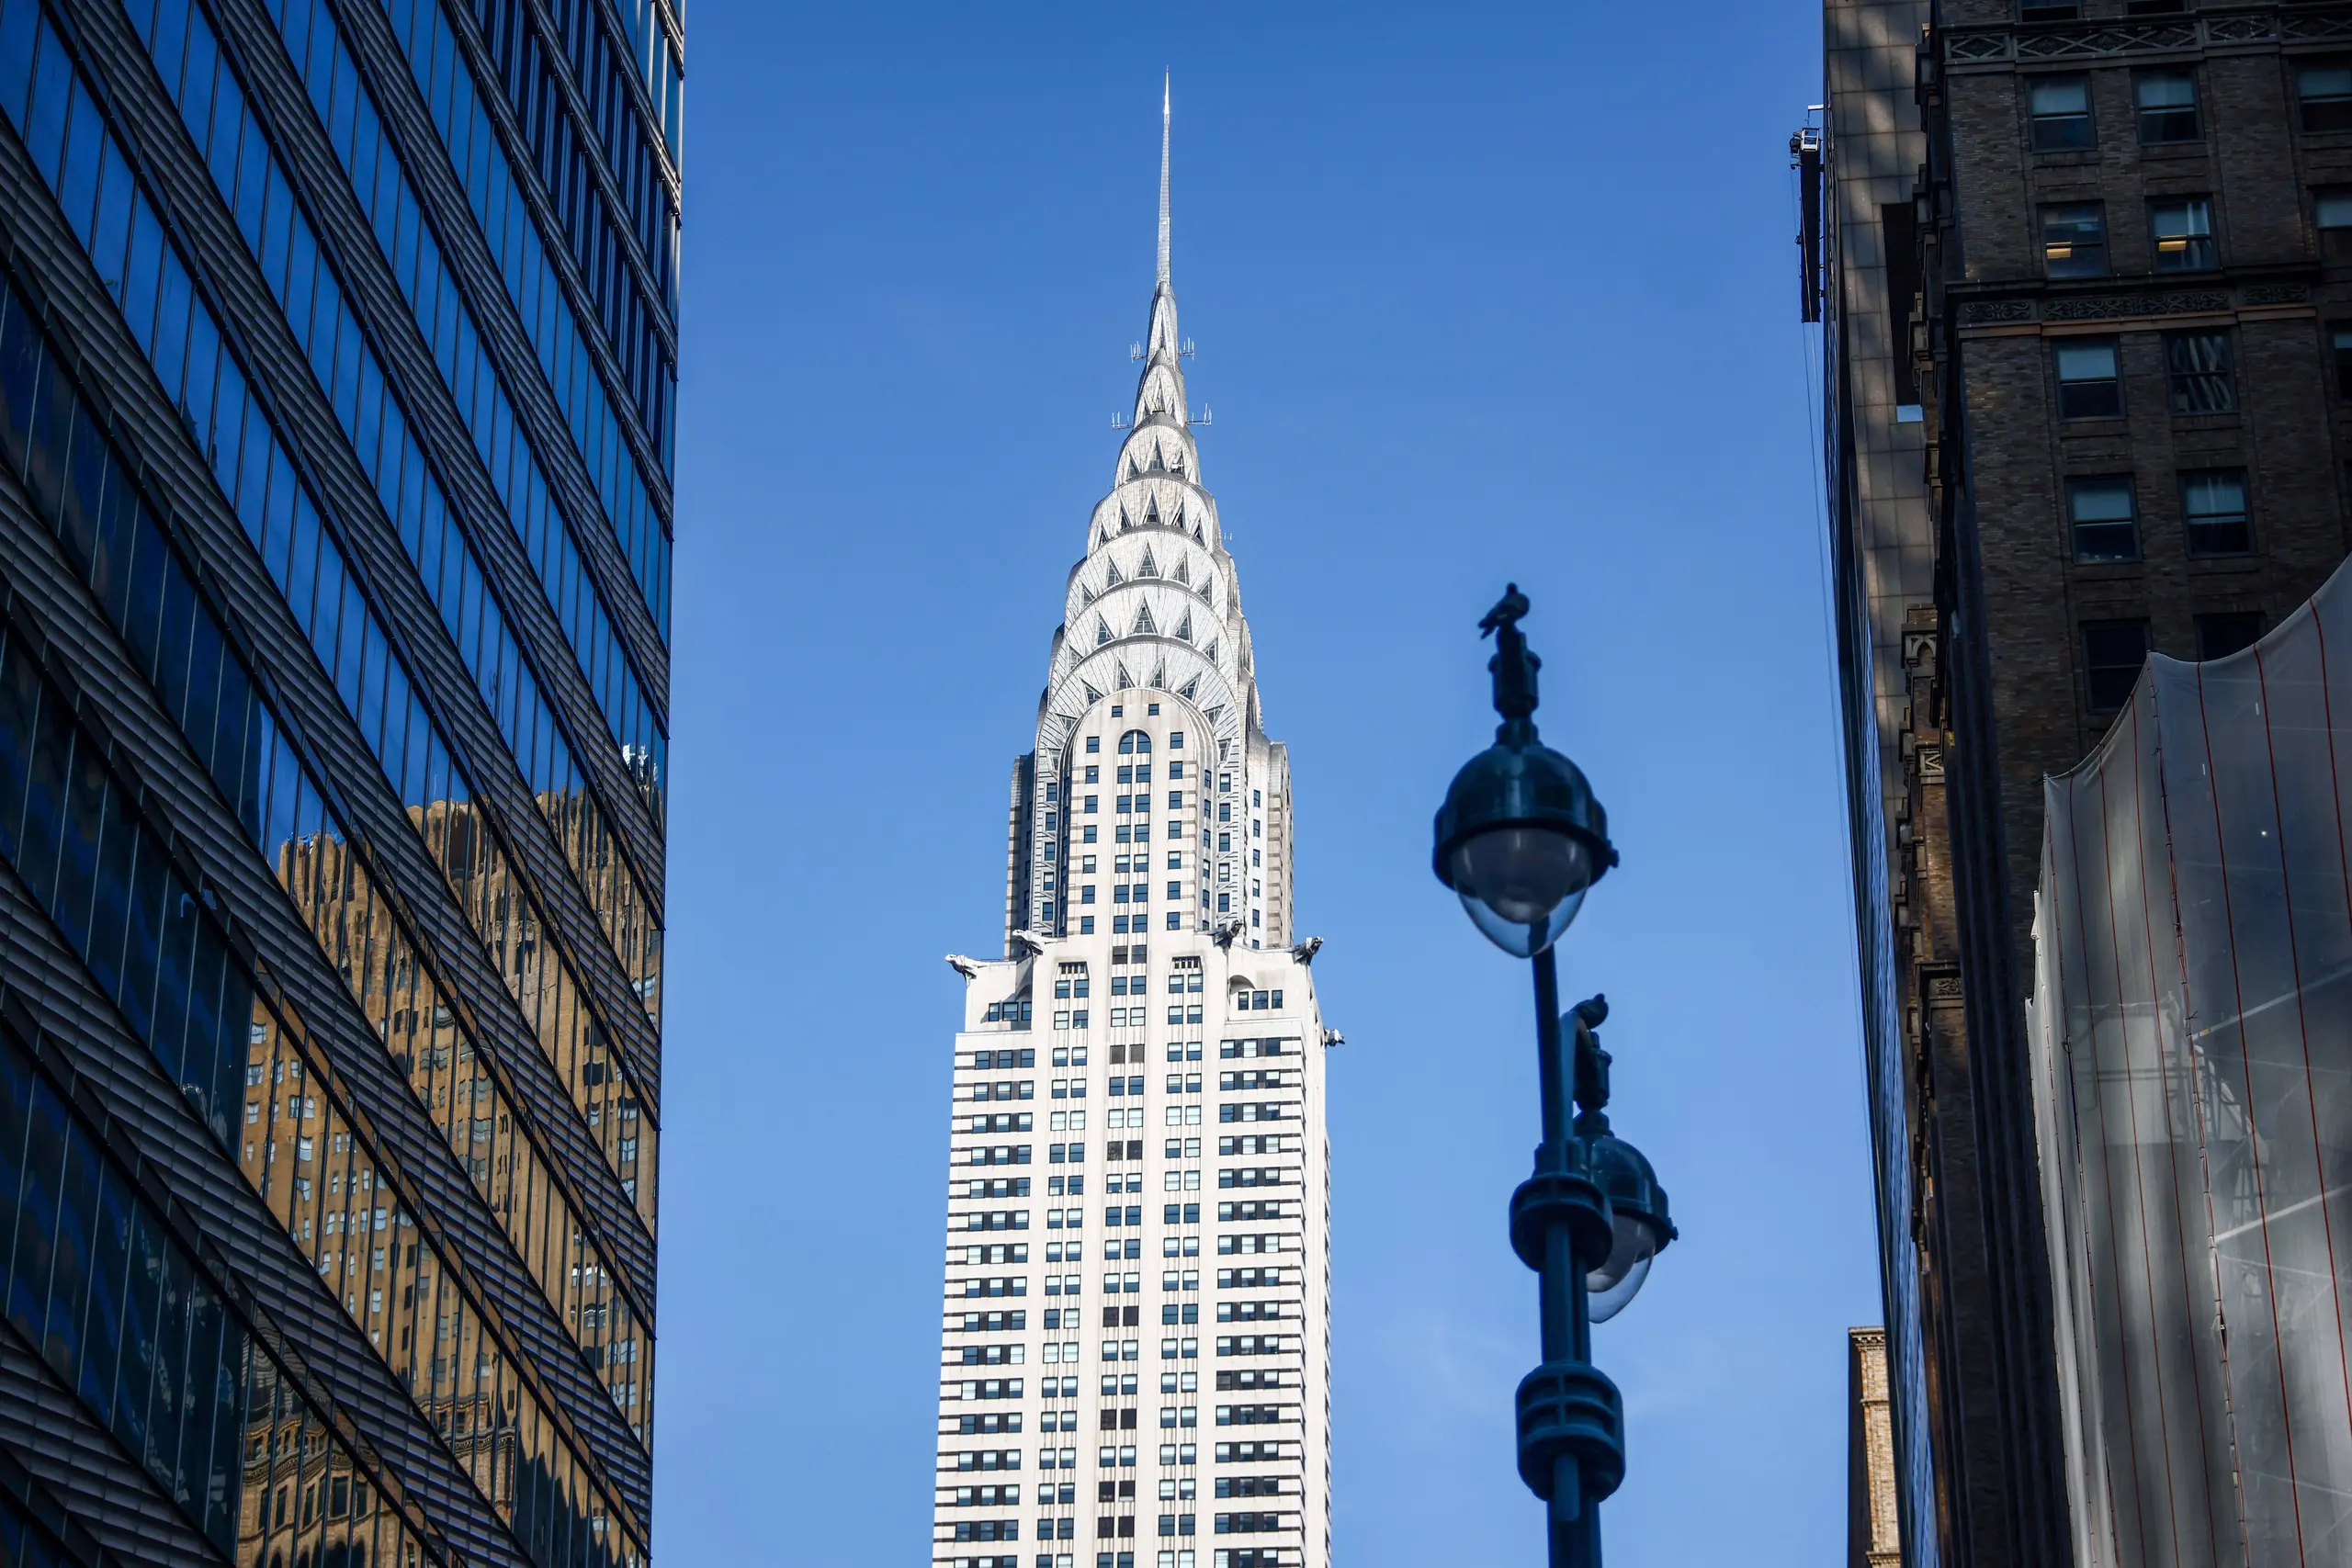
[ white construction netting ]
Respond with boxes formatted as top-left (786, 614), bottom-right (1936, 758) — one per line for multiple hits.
top-left (2034, 560), bottom-right (2352, 1568)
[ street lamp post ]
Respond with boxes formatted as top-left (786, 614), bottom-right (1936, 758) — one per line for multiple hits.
top-left (1431, 586), bottom-right (1676, 1568)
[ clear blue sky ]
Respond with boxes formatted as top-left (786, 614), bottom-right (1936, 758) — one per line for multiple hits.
top-left (656, 2), bottom-right (1869, 1562)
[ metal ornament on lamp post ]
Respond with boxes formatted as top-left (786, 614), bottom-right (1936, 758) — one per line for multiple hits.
top-left (1432, 586), bottom-right (1677, 1567)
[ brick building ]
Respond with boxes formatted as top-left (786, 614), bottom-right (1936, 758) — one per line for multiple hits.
top-left (1815, 0), bottom-right (2352, 1562)
top-left (1851, 1328), bottom-right (1904, 1568)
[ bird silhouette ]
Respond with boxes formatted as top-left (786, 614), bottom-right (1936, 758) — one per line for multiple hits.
top-left (1480, 583), bottom-right (1530, 638)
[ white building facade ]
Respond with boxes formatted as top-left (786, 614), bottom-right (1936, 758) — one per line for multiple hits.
top-left (933, 90), bottom-right (1334, 1568)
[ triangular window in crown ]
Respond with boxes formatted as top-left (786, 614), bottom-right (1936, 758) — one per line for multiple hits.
top-left (1145, 494), bottom-right (1162, 526)
top-left (1173, 557), bottom-right (1191, 586)
top-left (1173, 608), bottom-right (1193, 642)
top-left (1095, 620), bottom-right (1112, 647)
top-left (1180, 675), bottom-right (1200, 700)
top-left (1080, 583), bottom-right (1096, 606)
top-left (1083, 682), bottom-right (1103, 705)
top-left (1204, 637), bottom-right (1219, 661)
top-left (1131, 604), bottom-right (1157, 637)
top-left (1205, 705), bottom-right (1225, 725)
top-left (1149, 662), bottom-right (1167, 689)
top-left (1149, 446), bottom-right (1166, 473)
top-left (1192, 518), bottom-right (1204, 543)
top-left (1137, 547), bottom-right (1159, 578)
top-left (1104, 558), bottom-right (1124, 586)
top-left (1115, 662), bottom-right (1135, 690)
top-left (1172, 451), bottom-right (1186, 477)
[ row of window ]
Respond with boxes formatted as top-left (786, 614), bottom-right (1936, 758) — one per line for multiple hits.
top-left (944, 1544), bottom-right (1294, 1568)
top-left (1057, 1004), bottom-right (1210, 1028)
top-left (950, 1520), bottom-right (1285, 1551)
top-left (2047, 330), bottom-right (2233, 416)
top-left (1064, 762), bottom-right (1191, 788)
top-left (1070, 793), bottom-right (1186, 816)
top-left (2064, 469), bottom-right (2251, 560)
top-left (933, 1541), bottom-right (1295, 1568)
top-left (2081, 613), bottom-right (2266, 711)
top-left (1044, 987), bottom-right (1283, 1020)
top-left (967, 1195), bottom-right (1272, 1235)
top-left (1049, 901), bottom-right (1197, 936)
top-left (1033, 1136), bottom-right (1300, 1167)
top-left (935, 1446), bottom-right (1289, 1485)
top-left (1048, 823), bottom-right (1188, 854)
top-left (999, 1239), bottom-right (1221, 1269)
top-left (952, 1266), bottom-right (1297, 1302)
top-left (969, 1179), bottom-right (1035, 1201)
top-left (2025, 69), bottom-right (2199, 151)
top-left (2022, 56), bottom-right (2352, 151)
top-left (2037, 196), bottom-right (2215, 276)
top-left (2041, 185), bottom-right (2352, 281)
top-left (1042, 950), bottom-right (1205, 984)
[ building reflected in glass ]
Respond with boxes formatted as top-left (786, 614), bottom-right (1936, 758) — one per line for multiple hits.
top-left (0, 0), bottom-right (674, 1562)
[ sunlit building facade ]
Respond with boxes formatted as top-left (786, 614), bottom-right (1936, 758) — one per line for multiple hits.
top-left (0, 0), bottom-right (675, 1563)
top-left (931, 90), bottom-right (1334, 1568)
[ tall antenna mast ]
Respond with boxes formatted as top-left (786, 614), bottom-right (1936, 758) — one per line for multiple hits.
top-left (1157, 73), bottom-right (1172, 288)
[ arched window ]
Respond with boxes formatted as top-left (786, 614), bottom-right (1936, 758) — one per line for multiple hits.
top-left (1117, 730), bottom-right (1153, 755)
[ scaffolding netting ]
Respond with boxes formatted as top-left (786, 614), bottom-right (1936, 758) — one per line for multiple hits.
top-left (2033, 560), bottom-right (2352, 1568)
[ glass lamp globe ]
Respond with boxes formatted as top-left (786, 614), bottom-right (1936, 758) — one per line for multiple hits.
top-left (1583, 1130), bottom-right (1675, 1325)
top-left (1433, 738), bottom-right (1611, 959)
top-left (1585, 1211), bottom-right (1659, 1324)
top-left (1445, 826), bottom-right (1596, 958)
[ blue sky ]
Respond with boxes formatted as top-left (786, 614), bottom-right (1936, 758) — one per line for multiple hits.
top-left (655, 2), bottom-right (1870, 1562)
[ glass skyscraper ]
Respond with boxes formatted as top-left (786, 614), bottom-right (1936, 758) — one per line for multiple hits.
top-left (0, 0), bottom-right (673, 1562)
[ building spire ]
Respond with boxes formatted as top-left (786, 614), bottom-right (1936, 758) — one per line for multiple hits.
top-left (1157, 74), bottom-right (1171, 288)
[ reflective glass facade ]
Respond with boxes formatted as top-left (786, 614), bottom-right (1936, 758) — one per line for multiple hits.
top-left (0, 0), bottom-right (671, 1561)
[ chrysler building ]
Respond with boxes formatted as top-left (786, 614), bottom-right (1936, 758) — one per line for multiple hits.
top-left (933, 85), bottom-right (1335, 1568)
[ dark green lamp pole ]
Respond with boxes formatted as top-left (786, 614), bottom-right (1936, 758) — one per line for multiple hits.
top-left (1432, 586), bottom-right (1677, 1568)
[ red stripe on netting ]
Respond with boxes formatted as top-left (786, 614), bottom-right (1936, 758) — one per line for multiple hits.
top-left (2104, 710), bottom-right (2187, 1560)
top-left (2197, 655), bottom-right (2310, 1568)
top-left (2124, 686), bottom-right (2223, 1558)
top-left (2312, 607), bottom-right (2352, 1453)
top-left (2045, 814), bottom-right (2120, 1561)
top-left (2255, 635), bottom-right (2352, 1485)
top-left (2154, 676), bottom-right (2247, 1568)
top-left (2077, 742), bottom-right (2156, 1547)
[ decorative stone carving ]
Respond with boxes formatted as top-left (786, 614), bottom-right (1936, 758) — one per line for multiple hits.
top-left (2041, 291), bottom-right (2228, 321)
